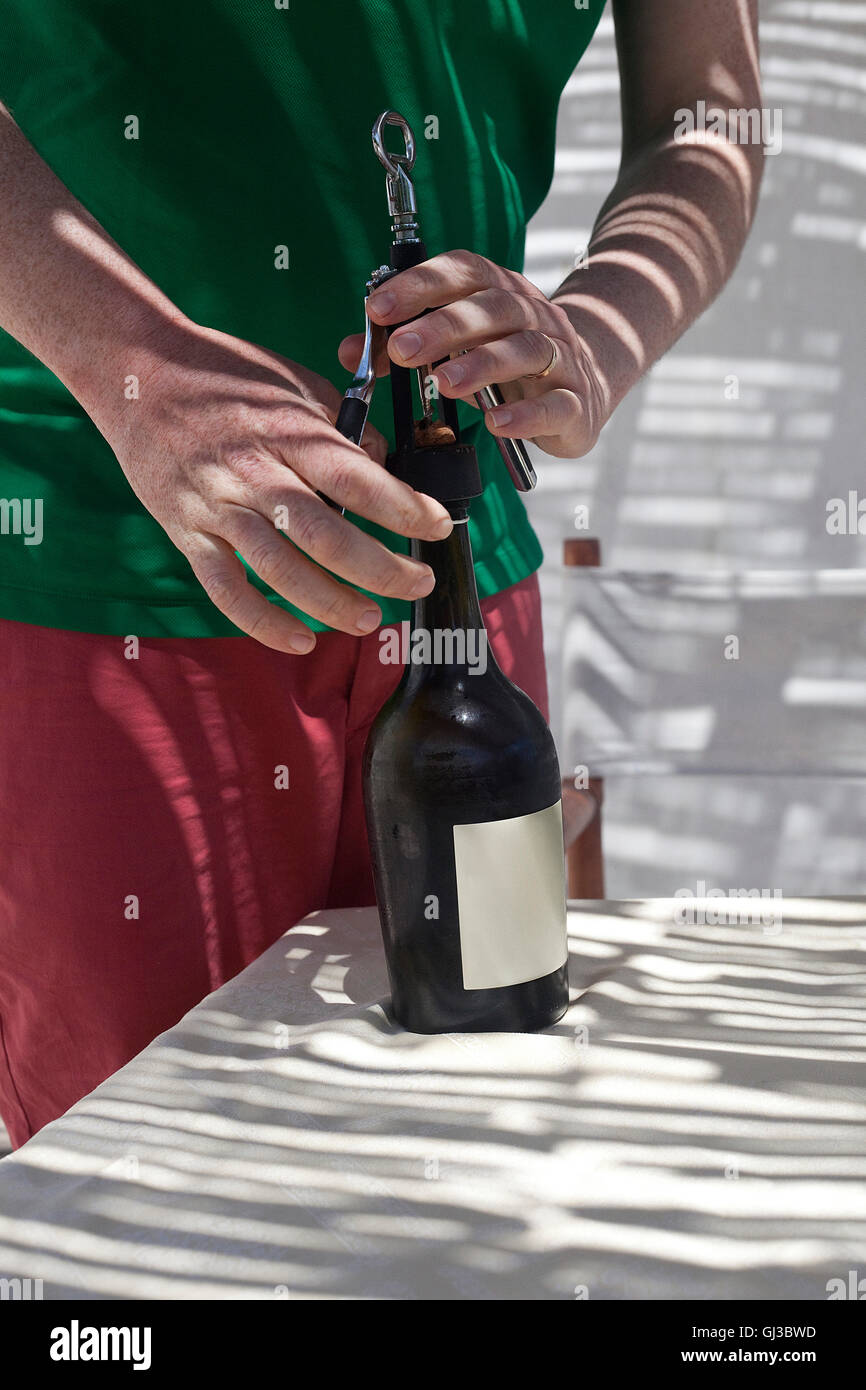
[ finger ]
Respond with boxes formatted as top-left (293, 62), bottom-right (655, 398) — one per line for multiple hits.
top-left (485, 387), bottom-right (595, 455)
top-left (245, 488), bottom-right (438, 600)
top-left (283, 424), bottom-right (453, 540)
top-left (185, 533), bottom-right (319, 654)
top-left (337, 332), bottom-right (364, 372)
top-left (337, 333), bottom-right (391, 380)
top-left (359, 423), bottom-right (388, 466)
top-left (434, 330), bottom-right (564, 396)
top-left (224, 507), bottom-right (429, 635)
top-left (365, 248), bottom-right (542, 323)
top-left (386, 287), bottom-right (558, 369)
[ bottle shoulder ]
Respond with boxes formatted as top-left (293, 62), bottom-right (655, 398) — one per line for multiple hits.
top-left (373, 663), bottom-right (548, 733)
top-left (365, 664), bottom-right (559, 797)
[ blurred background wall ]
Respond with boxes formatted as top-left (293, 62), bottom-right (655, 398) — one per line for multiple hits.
top-left (524, 0), bottom-right (866, 895)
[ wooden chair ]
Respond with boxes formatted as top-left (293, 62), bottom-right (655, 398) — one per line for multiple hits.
top-left (557, 554), bottom-right (866, 898)
top-left (561, 537), bottom-right (605, 898)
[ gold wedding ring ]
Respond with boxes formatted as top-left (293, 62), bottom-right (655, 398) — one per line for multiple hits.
top-left (532, 334), bottom-right (558, 379)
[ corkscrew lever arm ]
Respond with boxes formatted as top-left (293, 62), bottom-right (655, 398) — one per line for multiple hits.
top-left (473, 383), bottom-right (537, 491)
top-left (336, 268), bottom-right (392, 434)
top-left (316, 268), bottom-right (393, 515)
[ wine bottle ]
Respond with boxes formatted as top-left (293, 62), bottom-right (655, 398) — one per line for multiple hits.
top-left (362, 465), bottom-right (570, 1034)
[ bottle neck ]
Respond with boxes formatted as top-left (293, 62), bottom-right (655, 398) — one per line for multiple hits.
top-left (395, 505), bottom-right (495, 690)
top-left (410, 506), bottom-right (484, 633)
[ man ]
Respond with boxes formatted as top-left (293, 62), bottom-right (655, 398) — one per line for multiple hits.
top-left (0, 1), bottom-right (763, 1146)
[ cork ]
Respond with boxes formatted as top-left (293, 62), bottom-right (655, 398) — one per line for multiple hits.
top-left (414, 421), bottom-right (456, 449)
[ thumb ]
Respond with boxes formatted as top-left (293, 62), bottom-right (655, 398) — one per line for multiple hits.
top-left (338, 332), bottom-right (391, 379)
top-left (338, 333), bottom-right (365, 373)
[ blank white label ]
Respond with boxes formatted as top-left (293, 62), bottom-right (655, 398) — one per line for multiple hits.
top-left (453, 799), bottom-right (568, 991)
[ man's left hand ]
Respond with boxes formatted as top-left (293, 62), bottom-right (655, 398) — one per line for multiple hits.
top-left (337, 249), bottom-right (607, 459)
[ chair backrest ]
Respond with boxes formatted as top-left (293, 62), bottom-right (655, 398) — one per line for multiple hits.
top-left (561, 566), bottom-right (866, 780)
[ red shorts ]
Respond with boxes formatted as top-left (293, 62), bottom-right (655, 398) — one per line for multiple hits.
top-left (0, 573), bottom-right (548, 1148)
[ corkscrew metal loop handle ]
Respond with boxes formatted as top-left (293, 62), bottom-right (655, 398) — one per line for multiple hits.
top-left (372, 112), bottom-right (420, 246)
top-left (371, 110), bottom-right (416, 177)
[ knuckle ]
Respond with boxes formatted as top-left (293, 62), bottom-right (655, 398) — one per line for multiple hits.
top-left (487, 285), bottom-right (516, 319)
top-left (398, 491), bottom-right (428, 534)
top-left (225, 449), bottom-right (267, 490)
top-left (471, 343), bottom-right (501, 384)
top-left (514, 292), bottom-right (538, 330)
top-left (450, 247), bottom-right (482, 277)
top-left (551, 390), bottom-right (582, 441)
top-left (241, 530), bottom-right (301, 595)
top-left (514, 327), bottom-right (540, 360)
top-left (547, 300), bottom-right (573, 337)
top-left (372, 554), bottom-right (408, 595)
top-left (391, 506), bottom-right (420, 541)
top-left (566, 387), bottom-right (593, 435)
top-left (325, 458), bottom-right (359, 504)
top-left (320, 585), bottom-right (360, 628)
top-left (285, 428), bottom-right (322, 473)
top-left (241, 606), bottom-right (273, 643)
top-left (455, 346), bottom-right (484, 384)
top-left (356, 473), bottom-right (389, 518)
top-left (244, 537), bottom-right (281, 576)
top-left (291, 505), bottom-right (332, 556)
top-left (412, 263), bottom-right (438, 297)
top-left (318, 520), bottom-right (353, 570)
top-left (429, 302), bottom-right (463, 342)
top-left (198, 566), bottom-right (239, 613)
top-left (484, 286), bottom-right (529, 333)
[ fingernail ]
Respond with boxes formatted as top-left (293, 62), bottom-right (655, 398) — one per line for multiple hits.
top-left (439, 360), bottom-right (465, 387)
top-left (368, 290), bottom-right (395, 315)
top-left (391, 331), bottom-right (422, 363)
top-left (290, 632), bottom-right (316, 653)
top-left (489, 407), bottom-right (513, 426)
top-left (356, 608), bottom-right (381, 633)
top-left (432, 514), bottom-right (454, 538)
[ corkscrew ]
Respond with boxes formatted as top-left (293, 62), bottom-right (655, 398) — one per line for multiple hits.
top-left (319, 110), bottom-right (536, 515)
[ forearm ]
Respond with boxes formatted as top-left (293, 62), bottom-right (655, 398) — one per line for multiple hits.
top-left (551, 127), bottom-right (764, 422)
top-left (0, 101), bottom-right (186, 428)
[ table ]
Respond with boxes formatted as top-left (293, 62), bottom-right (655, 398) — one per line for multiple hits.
top-left (1, 901), bottom-right (864, 1300)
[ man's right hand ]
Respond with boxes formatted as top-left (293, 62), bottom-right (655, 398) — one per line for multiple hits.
top-left (91, 318), bottom-right (453, 654)
top-left (0, 103), bottom-right (453, 653)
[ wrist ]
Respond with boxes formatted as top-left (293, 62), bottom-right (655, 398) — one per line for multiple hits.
top-left (66, 301), bottom-right (194, 439)
top-left (549, 285), bottom-right (624, 428)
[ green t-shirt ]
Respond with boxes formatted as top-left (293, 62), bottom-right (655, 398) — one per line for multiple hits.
top-left (0, 0), bottom-right (606, 636)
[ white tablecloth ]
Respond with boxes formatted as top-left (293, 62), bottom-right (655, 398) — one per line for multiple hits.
top-left (1, 901), bottom-right (864, 1300)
